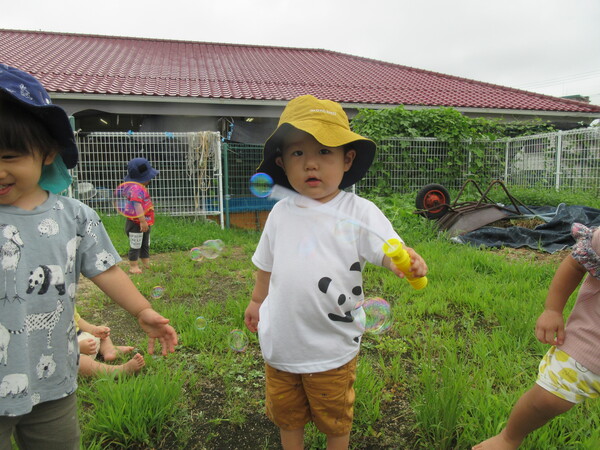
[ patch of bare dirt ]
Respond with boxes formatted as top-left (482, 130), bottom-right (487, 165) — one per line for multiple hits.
top-left (492, 246), bottom-right (570, 265)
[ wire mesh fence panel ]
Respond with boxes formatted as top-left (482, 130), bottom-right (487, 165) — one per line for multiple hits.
top-left (558, 128), bottom-right (600, 191)
top-left (74, 131), bottom-right (223, 223)
top-left (357, 138), bottom-right (505, 193)
top-left (468, 140), bottom-right (507, 182)
top-left (358, 138), bottom-right (463, 192)
top-left (505, 133), bottom-right (558, 189)
top-left (223, 143), bottom-right (276, 230)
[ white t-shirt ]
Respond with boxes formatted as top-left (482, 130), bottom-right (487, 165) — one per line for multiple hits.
top-left (252, 190), bottom-right (401, 373)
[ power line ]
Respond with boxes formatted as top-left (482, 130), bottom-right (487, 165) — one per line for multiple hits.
top-left (517, 68), bottom-right (600, 89)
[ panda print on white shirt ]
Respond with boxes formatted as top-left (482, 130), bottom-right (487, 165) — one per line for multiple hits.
top-left (319, 261), bottom-right (363, 343)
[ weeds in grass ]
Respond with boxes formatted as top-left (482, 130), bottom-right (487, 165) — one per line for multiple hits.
top-left (78, 363), bottom-right (187, 448)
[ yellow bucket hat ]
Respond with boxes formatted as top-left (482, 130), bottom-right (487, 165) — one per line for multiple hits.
top-left (257, 95), bottom-right (376, 189)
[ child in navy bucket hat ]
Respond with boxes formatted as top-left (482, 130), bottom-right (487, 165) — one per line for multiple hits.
top-left (122, 157), bottom-right (159, 274)
top-left (0, 63), bottom-right (78, 193)
top-left (0, 65), bottom-right (177, 449)
top-left (125, 157), bottom-right (159, 184)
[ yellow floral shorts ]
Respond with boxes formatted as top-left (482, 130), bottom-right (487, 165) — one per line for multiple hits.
top-left (536, 346), bottom-right (600, 404)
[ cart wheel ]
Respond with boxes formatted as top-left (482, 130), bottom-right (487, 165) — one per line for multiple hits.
top-left (416, 184), bottom-right (451, 219)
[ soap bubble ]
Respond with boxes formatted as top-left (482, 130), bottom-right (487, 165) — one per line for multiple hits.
top-left (249, 173), bottom-right (274, 198)
top-left (195, 316), bottom-right (207, 330)
top-left (200, 239), bottom-right (224, 259)
top-left (335, 219), bottom-right (360, 243)
top-left (228, 329), bottom-right (249, 352)
top-left (150, 286), bottom-right (165, 299)
top-left (355, 297), bottom-right (392, 335)
top-left (114, 182), bottom-right (146, 219)
top-left (190, 247), bottom-right (203, 261)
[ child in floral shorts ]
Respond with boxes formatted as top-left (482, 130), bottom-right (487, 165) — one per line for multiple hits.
top-left (474, 222), bottom-right (600, 449)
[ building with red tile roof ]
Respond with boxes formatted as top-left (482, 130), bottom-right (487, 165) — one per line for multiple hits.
top-left (1, 29), bottom-right (599, 140)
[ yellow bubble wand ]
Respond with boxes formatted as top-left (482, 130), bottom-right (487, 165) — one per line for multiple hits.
top-left (382, 238), bottom-right (428, 290)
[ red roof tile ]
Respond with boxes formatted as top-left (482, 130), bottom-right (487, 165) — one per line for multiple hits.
top-left (1, 29), bottom-right (599, 113)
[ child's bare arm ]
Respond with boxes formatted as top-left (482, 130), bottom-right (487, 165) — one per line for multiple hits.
top-left (90, 265), bottom-right (178, 355)
top-left (133, 202), bottom-right (149, 232)
top-left (535, 255), bottom-right (587, 346)
top-left (245, 269), bottom-right (270, 333)
top-left (77, 316), bottom-right (110, 339)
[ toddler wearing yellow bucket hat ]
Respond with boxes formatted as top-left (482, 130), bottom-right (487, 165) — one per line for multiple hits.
top-left (247, 95), bottom-right (429, 449)
top-left (257, 95), bottom-right (376, 189)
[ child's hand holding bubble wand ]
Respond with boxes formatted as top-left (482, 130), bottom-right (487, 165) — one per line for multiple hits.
top-left (382, 238), bottom-right (428, 289)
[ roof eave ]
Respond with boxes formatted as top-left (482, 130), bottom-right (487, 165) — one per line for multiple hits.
top-left (50, 93), bottom-right (600, 122)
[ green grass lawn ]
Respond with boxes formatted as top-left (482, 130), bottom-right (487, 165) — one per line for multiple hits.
top-left (75, 189), bottom-right (600, 449)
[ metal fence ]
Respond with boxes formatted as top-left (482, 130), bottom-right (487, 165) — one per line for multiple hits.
top-left (72, 131), bottom-right (223, 224)
top-left (71, 128), bottom-right (599, 230)
top-left (357, 127), bottom-right (600, 193)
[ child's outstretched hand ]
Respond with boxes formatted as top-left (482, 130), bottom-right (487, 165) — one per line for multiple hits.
top-left (535, 309), bottom-right (565, 346)
top-left (136, 308), bottom-right (178, 355)
top-left (92, 325), bottom-right (110, 340)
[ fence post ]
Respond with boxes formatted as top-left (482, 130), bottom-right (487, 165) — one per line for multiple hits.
top-left (466, 140), bottom-right (472, 179)
top-left (555, 131), bottom-right (563, 191)
top-left (222, 142), bottom-right (230, 229)
top-left (504, 140), bottom-right (510, 181)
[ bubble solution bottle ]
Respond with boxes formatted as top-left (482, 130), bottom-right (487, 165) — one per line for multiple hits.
top-left (382, 238), bottom-right (428, 290)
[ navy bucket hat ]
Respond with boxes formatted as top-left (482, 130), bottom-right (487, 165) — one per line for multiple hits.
top-left (0, 64), bottom-right (78, 193)
top-left (124, 158), bottom-right (159, 183)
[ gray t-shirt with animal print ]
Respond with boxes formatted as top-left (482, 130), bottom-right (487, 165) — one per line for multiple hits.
top-left (0, 193), bottom-right (121, 416)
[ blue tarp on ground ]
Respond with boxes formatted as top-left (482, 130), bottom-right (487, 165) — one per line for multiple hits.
top-left (451, 204), bottom-right (600, 253)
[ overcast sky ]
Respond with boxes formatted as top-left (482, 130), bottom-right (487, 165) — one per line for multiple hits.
top-left (3, 0), bottom-right (599, 105)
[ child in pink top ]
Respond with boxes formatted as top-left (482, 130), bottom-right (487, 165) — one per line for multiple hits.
top-left (474, 223), bottom-right (600, 449)
top-left (121, 157), bottom-right (158, 274)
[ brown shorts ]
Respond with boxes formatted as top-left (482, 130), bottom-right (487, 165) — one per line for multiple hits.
top-left (265, 356), bottom-right (357, 436)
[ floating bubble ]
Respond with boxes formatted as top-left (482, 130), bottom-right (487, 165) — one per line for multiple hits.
top-left (249, 173), bottom-right (274, 198)
top-left (200, 239), bottom-right (224, 259)
top-left (150, 286), bottom-right (165, 299)
top-left (228, 329), bottom-right (249, 352)
top-left (114, 182), bottom-right (147, 219)
top-left (355, 297), bottom-right (392, 335)
top-left (190, 247), bottom-right (203, 261)
top-left (335, 219), bottom-right (360, 243)
top-left (195, 316), bottom-right (207, 330)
